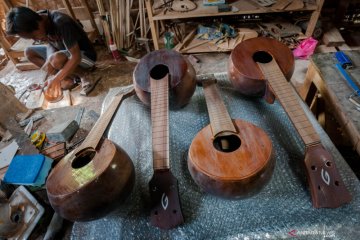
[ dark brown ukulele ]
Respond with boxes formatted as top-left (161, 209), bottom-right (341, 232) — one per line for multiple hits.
top-left (229, 37), bottom-right (352, 208)
top-left (133, 50), bottom-right (196, 229)
top-left (188, 76), bottom-right (274, 198)
top-left (46, 87), bottom-right (136, 221)
top-left (148, 65), bottom-right (184, 229)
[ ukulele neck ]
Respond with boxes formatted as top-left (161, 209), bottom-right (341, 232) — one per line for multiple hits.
top-left (257, 60), bottom-right (321, 147)
top-left (76, 88), bottom-right (134, 155)
top-left (203, 81), bottom-right (237, 137)
top-left (151, 74), bottom-right (170, 170)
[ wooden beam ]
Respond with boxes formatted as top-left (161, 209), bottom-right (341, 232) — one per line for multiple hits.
top-left (62, 0), bottom-right (76, 19)
top-left (1, 0), bottom-right (13, 12)
top-left (305, 0), bottom-right (325, 37)
top-left (80, 0), bottom-right (101, 37)
top-left (145, 0), bottom-right (159, 50)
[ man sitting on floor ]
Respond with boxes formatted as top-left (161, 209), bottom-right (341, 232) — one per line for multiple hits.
top-left (5, 6), bottom-right (98, 101)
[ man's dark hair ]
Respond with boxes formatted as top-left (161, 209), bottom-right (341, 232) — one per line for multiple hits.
top-left (6, 7), bottom-right (42, 35)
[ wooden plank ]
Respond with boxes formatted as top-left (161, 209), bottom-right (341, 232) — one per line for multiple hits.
top-left (0, 83), bottom-right (28, 126)
top-left (174, 28), bottom-right (196, 52)
top-left (299, 62), bottom-right (319, 105)
top-left (80, 0), bottom-right (101, 37)
top-left (309, 51), bottom-right (360, 155)
top-left (315, 45), bottom-right (337, 53)
top-left (16, 62), bottom-right (39, 71)
top-left (151, 0), bottom-right (318, 20)
top-left (305, 0), bottom-right (325, 37)
top-left (96, 0), bottom-right (106, 16)
top-left (179, 28), bottom-right (258, 53)
top-left (145, 0), bottom-right (159, 50)
top-left (322, 28), bottom-right (345, 47)
top-left (61, 0), bottom-right (76, 19)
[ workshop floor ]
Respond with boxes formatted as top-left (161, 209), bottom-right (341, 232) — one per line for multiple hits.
top-left (0, 47), bottom-right (359, 239)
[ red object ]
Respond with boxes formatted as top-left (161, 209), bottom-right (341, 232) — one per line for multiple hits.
top-left (109, 40), bottom-right (121, 61)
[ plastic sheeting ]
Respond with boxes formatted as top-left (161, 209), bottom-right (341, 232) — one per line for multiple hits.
top-left (71, 73), bottom-right (360, 239)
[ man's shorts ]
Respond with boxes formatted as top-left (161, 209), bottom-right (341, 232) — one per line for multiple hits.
top-left (26, 45), bottom-right (95, 69)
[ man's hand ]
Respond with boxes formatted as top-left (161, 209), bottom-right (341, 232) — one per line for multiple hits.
top-left (44, 76), bottom-right (62, 102)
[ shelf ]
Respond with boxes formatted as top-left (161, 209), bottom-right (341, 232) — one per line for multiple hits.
top-left (146, 0), bottom-right (324, 51)
top-left (152, 0), bottom-right (318, 20)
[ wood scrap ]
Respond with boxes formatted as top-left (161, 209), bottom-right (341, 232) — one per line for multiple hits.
top-left (174, 28), bottom-right (197, 51)
top-left (322, 28), bottom-right (345, 47)
top-left (182, 40), bottom-right (212, 52)
top-left (271, 0), bottom-right (293, 10)
top-left (286, 0), bottom-right (304, 10)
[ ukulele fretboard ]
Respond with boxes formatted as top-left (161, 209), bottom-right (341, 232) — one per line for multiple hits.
top-left (257, 60), bottom-right (321, 146)
top-left (76, 88), bottom-right (135, 154)
top-left (203, 81), bottom-right (237, 137)
top-left (151, 75), bottom-right (170, 170)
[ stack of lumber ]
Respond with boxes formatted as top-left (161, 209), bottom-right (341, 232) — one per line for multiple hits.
top-left (105, 0), bottom-right (148, 50)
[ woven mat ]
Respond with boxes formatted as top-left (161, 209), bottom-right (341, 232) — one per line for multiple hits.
top-left (71, 73), bottom-right (360, 240)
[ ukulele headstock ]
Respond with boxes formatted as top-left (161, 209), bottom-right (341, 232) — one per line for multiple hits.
top-left (304, 144), bottom-right (352, 208)
top-left (149, 170), bottom-right (184, 229)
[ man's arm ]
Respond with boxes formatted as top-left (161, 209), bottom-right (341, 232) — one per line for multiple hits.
top-left (45, 44), bottom-right (81, 99)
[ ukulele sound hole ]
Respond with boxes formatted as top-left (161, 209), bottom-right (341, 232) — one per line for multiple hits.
top-left (150, 64), bottom-right (169, 80)
top-left (72, 149), bottom-right (96, 169)
top-left (253, 51), bottom-right (273, 63)
top-left (213, 134), bottom-right (241, 152)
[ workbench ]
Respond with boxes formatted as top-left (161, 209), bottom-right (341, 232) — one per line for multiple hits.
top-left (71, 74), bottom-right (360, 239)
top-left (301, 50), bottom-right (360, 155)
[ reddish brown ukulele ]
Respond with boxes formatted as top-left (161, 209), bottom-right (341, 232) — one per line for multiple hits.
top-left (46, 87), bottom-right (135, 221)
top-left (133, 50), bottom-right (196, 229)
top-left (188, 77), bottom-right (274, 198)
top-left (229, 37), bottom-right (352, 208)
top-left (147, 65), bottom-right (184, 229)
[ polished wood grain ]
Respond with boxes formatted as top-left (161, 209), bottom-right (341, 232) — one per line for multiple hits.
top-left (257, 61), bottom-right (321, 146)
top-left (148, 73), bottom-right (184, 229)
top-left (46, 88), bottom-right (135, 221)
top-left (258, 59), bottom-right (352, 208)
top-left (229, 37), bottom-right (351, 208)
top-left (151, 75), bottom-right (170, 170)
top-left (228, 37), bottom-right (294, 97)
top-left (188, 81), bottom-right (274, 198)
top-left (203, 80), bottom-right (237, 137)
top-left (133, 49), bottom-right (196, 108)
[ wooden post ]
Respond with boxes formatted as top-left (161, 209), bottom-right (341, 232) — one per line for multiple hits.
top-left (145, 0), bottom-right (159, 50)
top-left (305, 0), bottom-right (325, 37)
top-left (61, 0), bottom-right (76, 19)
top-left (80, 0), bottom-right (101, 37)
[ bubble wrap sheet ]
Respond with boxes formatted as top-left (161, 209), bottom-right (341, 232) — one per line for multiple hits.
top-left (72, 74), bottom-right (360, 240)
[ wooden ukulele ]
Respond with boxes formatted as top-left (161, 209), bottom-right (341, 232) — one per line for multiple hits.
top-left (188, 76), bottom-right (274, 198)
top-left (133, 50), bottom-right (196, 229)
top-left (46, 87), bottom-right (136, 221)
top-left (148, 64), bottom-right (184, 229)
top-left (229, 37), bottom-right (352, 208)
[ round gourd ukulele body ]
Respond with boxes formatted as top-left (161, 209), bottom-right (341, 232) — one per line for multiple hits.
top-left (188, 80), bottom-right (274, 198)
top-left (46, 89), bottom-right (135, 221)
